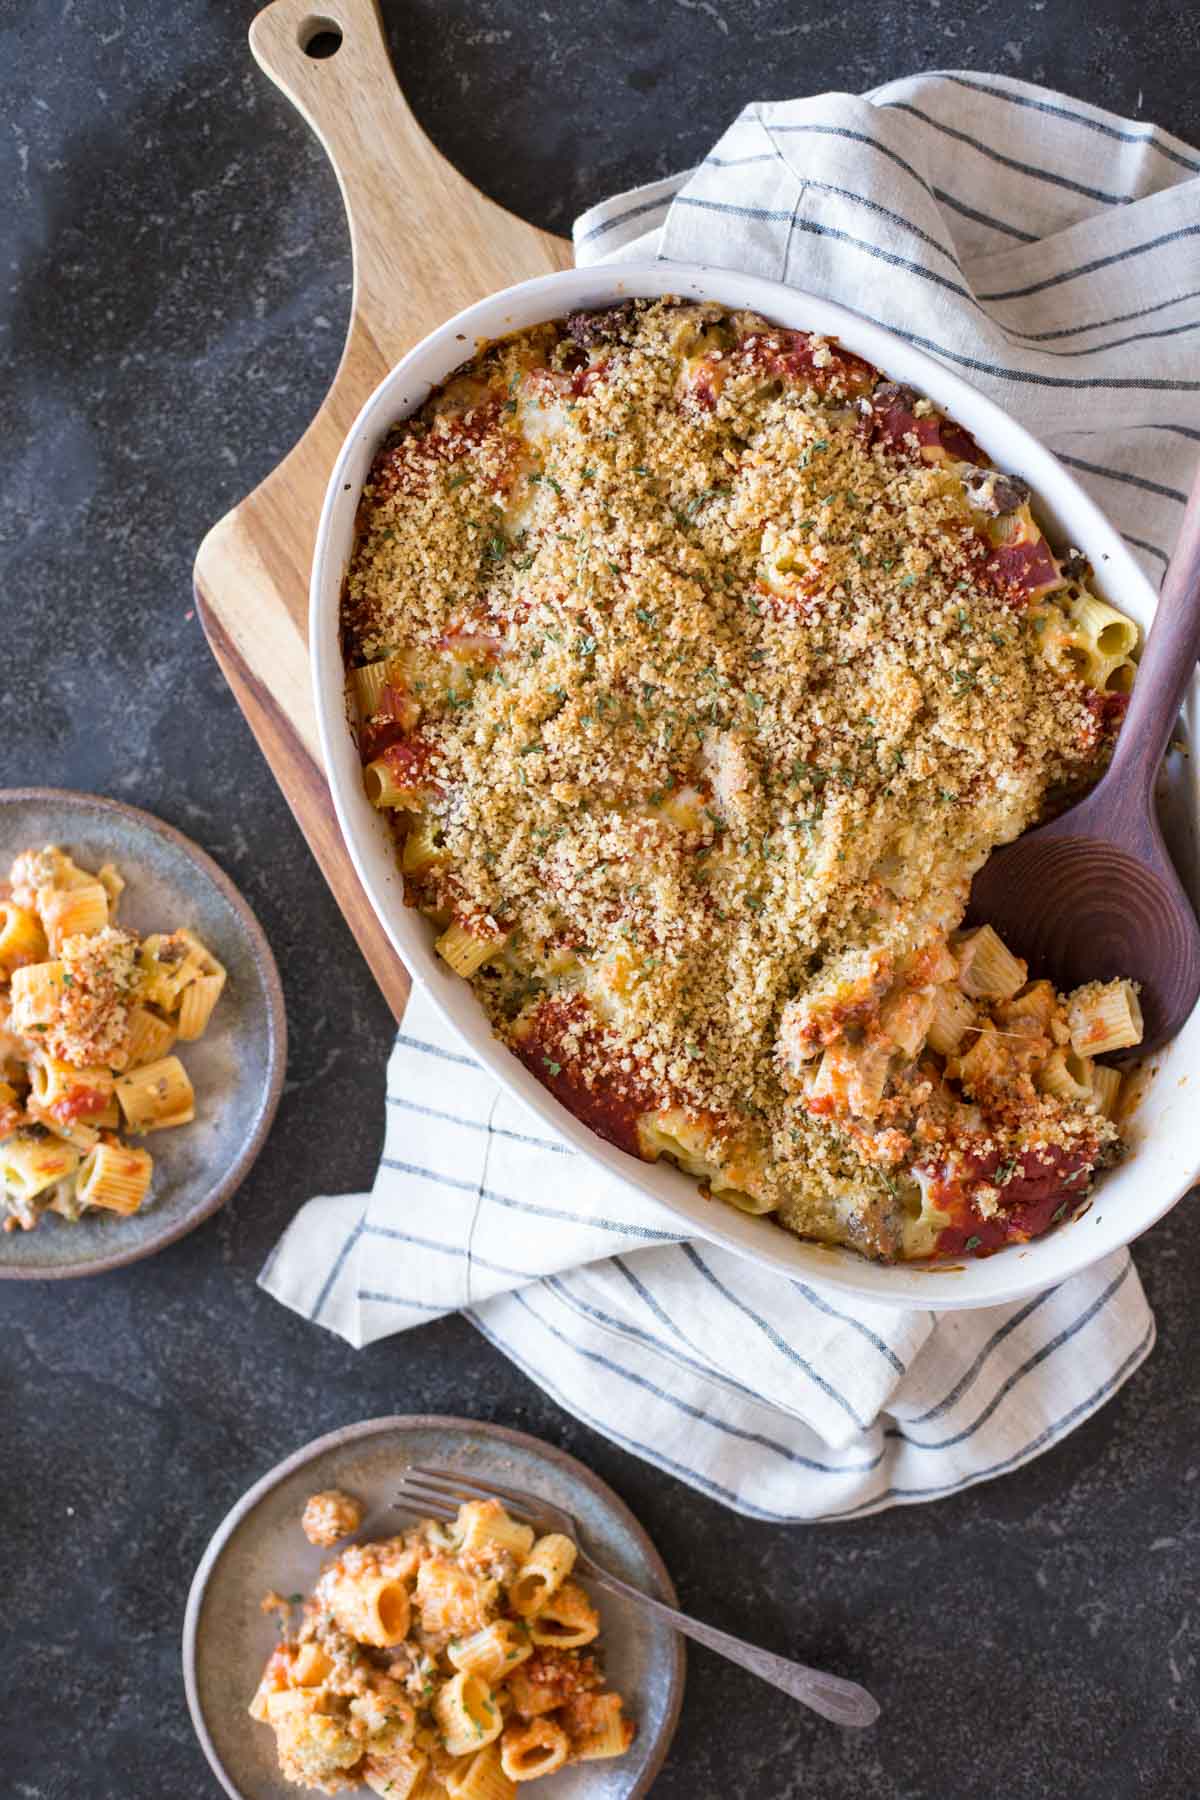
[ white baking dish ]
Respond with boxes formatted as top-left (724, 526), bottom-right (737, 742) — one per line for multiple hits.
top-left (311, 262), bottom-right (1200, 1309)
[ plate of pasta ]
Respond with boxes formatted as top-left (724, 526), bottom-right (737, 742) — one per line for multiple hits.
top-left (311, 263), bottom-right (1200, 1310)
top-left (183, 1416), bottom-right (684, 1800)
top-left (0, 789), bottom-right (286, 1277)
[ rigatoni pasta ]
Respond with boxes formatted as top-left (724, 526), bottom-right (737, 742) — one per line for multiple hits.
top-left (447, 1621), bottom-right (532, 1683)
top-left (251, 1493), bottom-right (634, 1792)
top-left (509, 1535), bottom-right (577, 1617)
top-left (0, 844), bottom-right (226, 1234)
top-left (499, 1720), bottom-right (569, 1782)
top-left (38, 880), bottom-right (108, 950)
top-left (0, 902), bottom-right (47, 972)
top-left (177, 970), bottom-right (226, 1041)
top-left (76, 1141), bottom-right (153, 1215)
top-left (124, 1004), bottom-right (178, 1069)
top-left (341, 296), bottom-right (1147, 1264)
top-left (114, 1055), bottom-right (195, 1132)
top-left (1067, 979), bottom-right (1144, 1057)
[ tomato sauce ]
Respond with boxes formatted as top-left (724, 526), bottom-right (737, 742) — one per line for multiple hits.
top-left (690, 373), bottom-right (719, 411)
top-left (375, 734), bottom-right (441, 797)
top-left (358, 684), bottom-right (423, 761)
top-left (867, 397), bottom-right (983, 466)
top-left (982, 536), bottom-right (1062, 607)
top-left (51, 1086), bottom-right (109, 1126)
top-left (570, 359), bottom-right (609, 398)
top-left (1085, 687), bottom-right (1129, 733)
top-left (923, 1141), bottom-right (1095, 1256)
top-left (513, 995), bottom-right (660, 1158)
top-left (742, 330), bottom-right (874, 393)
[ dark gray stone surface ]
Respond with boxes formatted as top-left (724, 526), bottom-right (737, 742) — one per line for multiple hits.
top-left (2, 2), bottom-right (1198, 1795)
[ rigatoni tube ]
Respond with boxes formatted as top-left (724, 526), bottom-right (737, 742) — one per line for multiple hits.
top-left (1067, 979), bottom-right (1143, 1057)
top-left (925, 985), bottom-right (977, 1057)
top-left (77, 1142), bottom-right (152, 1215)
top-left (954, 925), bottom-right (1026, 1001)
top-left (433, 1672), bottom-right (502, 1756)
top-left (114, 1055), bottom-right (195, 1132)
top-left (445, 1742), bottom-right (517, 1799)
top-left (509, 1533), bottom-right (577, 1617)
top-left (447, 1620), bottom-right (532, 1684)
top-left (436, 920), bottom-right (509, 979)
top-left (500, 1718), bottom-right (570, 1782)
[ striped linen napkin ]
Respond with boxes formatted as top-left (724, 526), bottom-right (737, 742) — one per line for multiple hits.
top-left (262, 69), bottom-right (1200, 1521)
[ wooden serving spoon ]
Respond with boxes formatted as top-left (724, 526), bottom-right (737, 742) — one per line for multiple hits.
top-left (968, 465), bottom-right (1200, 1056)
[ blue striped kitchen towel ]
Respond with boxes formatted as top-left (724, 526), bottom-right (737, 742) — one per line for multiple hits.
top-left (262, 70), bottom-right (1199, 1520)
top-left (263, 993), bottom-right (1153, 1524)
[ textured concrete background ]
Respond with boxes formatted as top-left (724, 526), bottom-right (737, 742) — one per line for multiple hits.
top-left (3, 2), bottom-right (1199, 1795)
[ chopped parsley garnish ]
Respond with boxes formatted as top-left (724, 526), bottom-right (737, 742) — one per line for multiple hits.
top-left (792, 760), bottom-right (826, 787)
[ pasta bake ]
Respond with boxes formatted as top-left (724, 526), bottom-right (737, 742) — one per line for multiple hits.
top-left (251, 1492), bottom-right (635, 1794)
top-left (341, 297), bottom-right (1144, 1262)
top-left (0, 844), bottom-right (225, 1231)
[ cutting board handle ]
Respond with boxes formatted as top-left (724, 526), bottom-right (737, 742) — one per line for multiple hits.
top-left (249, 0), bottom-right (568, 358)
top-left (195, 3), bottom-right (571, 1021)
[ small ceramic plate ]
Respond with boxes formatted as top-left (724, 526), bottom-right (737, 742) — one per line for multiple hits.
top-left (183, 1416), bottom-right (685, 1800)
top-left (0, 788), bottom-right (286, 1278)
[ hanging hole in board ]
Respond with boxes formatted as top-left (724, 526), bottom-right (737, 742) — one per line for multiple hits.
top-left (300, 17), bottom-right (343, 58)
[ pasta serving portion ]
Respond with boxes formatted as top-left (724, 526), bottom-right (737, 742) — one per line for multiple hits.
top-left (341, 297), bottom-right (1144, 1262)
top-left (251, 1492), bottom-right (635, 1795)
top-left (0, 844), bottom-right (225, 1231)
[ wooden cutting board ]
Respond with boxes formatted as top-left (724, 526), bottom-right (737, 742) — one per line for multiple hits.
top-left (193, 0), bottom-right (572, 1018)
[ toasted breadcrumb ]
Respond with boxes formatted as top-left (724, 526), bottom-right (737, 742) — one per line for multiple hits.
top-left (9, 846), bottom-right (79, 909)
top-left (343, 299), bottom-right (1128, 1258)
top-left (303, 1489), bottom-right (365, 1548)
top-left (45, 927), bottom-right (138, 1069)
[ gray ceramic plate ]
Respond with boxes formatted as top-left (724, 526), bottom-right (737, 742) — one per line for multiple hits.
top-left (183, 1416), bottom-right (685, 1800)
top-left (0, 788), bottom-right (286, 1278)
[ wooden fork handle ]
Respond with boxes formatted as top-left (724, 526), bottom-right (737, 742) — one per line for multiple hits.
top-left (1106, 455), bottom-right (1200, 817)
top-left (582, 1562), bottom-right (880, 1729)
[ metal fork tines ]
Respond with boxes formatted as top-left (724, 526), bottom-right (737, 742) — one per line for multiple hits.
top-left (390, 1465), bottom-right (881, 1731)
top-left (395, 1465), bottom-right (563, 1535)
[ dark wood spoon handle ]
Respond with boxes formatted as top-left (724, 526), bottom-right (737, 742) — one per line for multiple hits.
top-left (1104, 458), bottom-right (1200, 828)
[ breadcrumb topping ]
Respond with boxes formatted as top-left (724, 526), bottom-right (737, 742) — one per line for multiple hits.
top-left (46, 927), bottom-right (138, 1069)
top-left (303, 1489), bottom-right (365, 1548)
top-left (343, 300), bottom-right (1127, 1258)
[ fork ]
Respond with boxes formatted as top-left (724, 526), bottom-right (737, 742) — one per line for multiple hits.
top-left (393, 1465), bottom-right (880, 1729)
